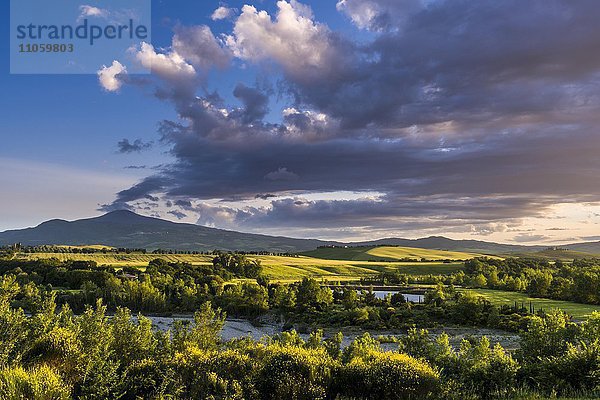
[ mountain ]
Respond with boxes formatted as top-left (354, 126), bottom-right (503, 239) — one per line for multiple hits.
top-left (0, 210), bottom-right (336, 252)
top-left (1, 211), bottom-right (599, 255)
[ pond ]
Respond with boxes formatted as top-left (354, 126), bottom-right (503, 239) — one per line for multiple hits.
top-left (372, 291), bottom-right (424, 302)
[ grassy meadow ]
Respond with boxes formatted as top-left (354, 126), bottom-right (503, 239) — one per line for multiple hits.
top-left (463, 288), bottom-right (600, 320)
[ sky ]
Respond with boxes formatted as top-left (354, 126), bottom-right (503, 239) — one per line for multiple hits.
top-left (1, 0), bottom-right (600, 245)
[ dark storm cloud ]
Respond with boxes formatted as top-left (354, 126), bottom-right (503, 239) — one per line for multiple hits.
top-left (336, 0), bottom-right (424, 32)
top-left (103, 0), bottom-right (600, 233)
top-left (276, 0), bottom-right (600, 132)
top-left (255, 194), bottom-right (277, 200)
top-left (190, 195), bottom-right (554, 231)
top-left (230, 84), bottom-right (270, 124)
top-left (117, 139), bottom-right (153, 154)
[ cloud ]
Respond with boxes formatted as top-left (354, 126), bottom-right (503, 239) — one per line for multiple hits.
top-left (580, 235), bottom-right (600, 242)
top-left (513, 233), bottom-right (551, 243)
top-left (97, 61), bottom-right (127, 92)
top-left (211, 6), bottom-right (236, 20)
top-left (179, 195), bottom-right (548, 237)
top-left (128, 26), bottom-right (228, 87)
top-left (255, 193), bottom-right (277, 200)
top-left (174, 200), bottom-right (192, 208)
top-left (133, 42), bottom-right (196, 84)
top-left (264, 167), bottom-right (299, 181)
top-left (98, 0), bottom-right (600, 240)
top-left (78, 5), bottom-right (109, 22)
top-left (117, 139), bottom-right (153, 154)
top-left (168, 210), bottom-right (188, 219)
top-left (225, 1), bottom-right (344, 82)
top-left (230, 83), bottom-right (270, 123)
top-left (282, 107), bottom-right (337, 140)
top-left (172, 25), bottom-right (231, 70)
top-left (271, 0), bottom-right (600, 131)
top-left (336, 0), bottom-right (423, 31)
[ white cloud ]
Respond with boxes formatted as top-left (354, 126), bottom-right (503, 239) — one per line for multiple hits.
top-left (225, 0), bottom-right (337, 80)
top-left (97, 60), bottom-right (127, 92)
top-left (336, 0), bottom-right (379, 29)
top-left (211, 6), bottom-right (235, 20)
top-left (78, 5), bottom-right (109, 22)
top-left (134, 42), bottom-right (196, 83)
top-left (336, 0), bottom-right (424, 31)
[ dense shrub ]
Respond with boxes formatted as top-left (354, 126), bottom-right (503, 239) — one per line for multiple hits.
top-left (338, 349), bottom-right (441, 399)
top-left (0, 365), bottom-right (71, 400)
top-left (177, 347), bottom-right (255, 399)
top-left (257, 345), bottom-right (337, 400)
top-left (455, 337), bottom-right (519, 398)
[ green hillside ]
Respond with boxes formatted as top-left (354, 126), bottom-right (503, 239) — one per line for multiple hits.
top-left (524, 248), bottom-right (598, 261)
top-left (302, 245), bottom-right (488, 261)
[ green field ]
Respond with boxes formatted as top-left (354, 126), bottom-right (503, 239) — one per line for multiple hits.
top-left (517, 248), bottom-right (598, 261)
top-left (464, 288), bottom-right (600, 320)
top-left (16, 252), bottom-right (214, 266)
top-left (15, 251), bottom-right (465, 282)
top-left (302, 245), bottom-right (490, 261)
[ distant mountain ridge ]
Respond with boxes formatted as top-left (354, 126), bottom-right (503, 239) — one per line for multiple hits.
top-left (0, 210), bottom-right (599, 255)
top-left (351, 236), bottom-right (600, 256)
top-left (0, 210), bottom-right (334, 252)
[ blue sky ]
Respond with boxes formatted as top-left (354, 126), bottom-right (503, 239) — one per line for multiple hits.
top-left (2, 0), bottom-right (600, 244)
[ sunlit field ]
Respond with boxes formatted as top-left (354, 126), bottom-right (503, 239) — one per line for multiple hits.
top-left (15, 251), bottom-right (465, 281)
top-left (302, 245), bottom-right (490, 261)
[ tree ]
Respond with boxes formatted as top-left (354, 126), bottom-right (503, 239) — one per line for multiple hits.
top-left (296, 278), bottom-right (333, 310)
top-left (271, 285), bottom-right (296, 310)
top-left (341, 288), bottom-right (358, 310)
top-left (472, 274), bottom-right (488, 288)
top-left (173, 302), bottom-right (225, 351)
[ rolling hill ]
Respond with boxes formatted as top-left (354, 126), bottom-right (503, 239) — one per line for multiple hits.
top-left (351, 237), bottom-right (600, 258)
top-left (1, 210), bottom-right (599, 256)
top-left (302, 246), bottom-right (488, 261)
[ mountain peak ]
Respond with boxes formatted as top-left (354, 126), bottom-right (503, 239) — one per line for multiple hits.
top-left (96, 209), bottom-right (151, 223)
top-left (37, 218), bottom-right (69, 227)
top-left (103, 209), bottom-right (138, 217)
